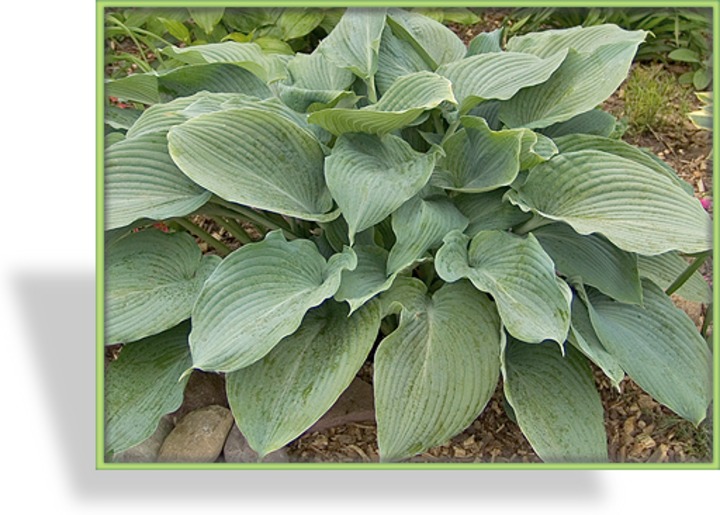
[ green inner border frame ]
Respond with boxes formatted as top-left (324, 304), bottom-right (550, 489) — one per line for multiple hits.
top-left (96, 0), bottom-right (720, 470)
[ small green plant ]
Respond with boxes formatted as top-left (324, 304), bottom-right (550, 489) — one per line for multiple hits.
top-left (103, 9), bottom-right (712, 464)
top-left (623, 64), bottom-right (693, 133)
top-left (689, 91), bottom-right (713, 131)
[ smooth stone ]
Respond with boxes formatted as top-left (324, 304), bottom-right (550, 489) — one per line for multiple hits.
top-left (157, 405), bottom-right (233, 463)
top-left (113, 415), bottom-right (174, 463)
top-left (306, 378), bottom-right (375, 433)
top-left (223, 425), bottom-right (288, 463)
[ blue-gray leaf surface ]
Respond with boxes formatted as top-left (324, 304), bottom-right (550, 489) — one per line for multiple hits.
top-left (375, 278), bottom-right (502, 462)
top-left (189, 231), bottom-right (357, 373)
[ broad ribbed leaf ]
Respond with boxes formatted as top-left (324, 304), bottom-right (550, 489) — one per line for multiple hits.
top-left (157, 63), bottom-right (272, 99)
top-left (541, 109), bottom-right (616, 139)
top-left (435, 230), bottom-right (571, 343)
top-left (105, 132), bottom-right (211, 230)
top-left (168, 107), bottom-right (336, 222)
top-left (163, 42), bottom-right (283, 82)
top-left (553, 134), bottom-right (694, 196)
top-left (105, 73), bottom-right (161, 104)
top-left (308, 71), bottom-right (455, 135)
top-left (105, 322), bottom-right (192, 454)
top-left (105, 105), bottom-right (141, 131)
top-left (437, 51), bottom-right (566, 113)
top-left (386, 8), bottom-right (466, 69)
top-left (190, 231), bottom-right (357, 372)
top-left (638, 252), bottom-right (711, 303)
top-left (226, 300), bottom-right (380, 457)
top-left (126, 94), bottom-right (207, 138)
top-left (316, 8), bottom-right (386, 81)
top-left (507, 23), bottom-right (645, 57)
top-left (188, 7), bottom-right (224, 34)
top-left (508, 150), bottom-right (712, 254)
top-left (467, 28), bottom-right (503, 56)
top-left (453, 189), bottom-right (531, 235)
top-left (375, 280), bottom-right (502, 462)
top-left (503, 340), bottom-right (608, 462)
top-left (334, 245), bottom-right (400, 314)
top-left (581, 280), bottom-right (712, 424)
top-left (434, 116), bottom-right (523, 192)
top-left (277, 50), bottom-right (357, 112)
top-left (387, 194), bottom-right (468, 274)
top-left (376, 26), bottom-right (431, 95)
top-left (500, 27), bottom-right (646, 128)
top-left (568, 294), bottom-right (625, 389)
top-left (105, 229), bottom-right (220, 344)
top-left (533, 223), bottom-right (642, 304)
top-left (325, 133), bottom-right (437, 242)
top-left (106, 65), bottom-right (272, 107)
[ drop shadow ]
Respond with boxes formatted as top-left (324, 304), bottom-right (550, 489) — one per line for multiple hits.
top-left (14, 270), bottom-right (603, 504)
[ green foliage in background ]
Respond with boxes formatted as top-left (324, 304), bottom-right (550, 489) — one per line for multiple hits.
top-left (103, 9), bottom-right (713, 464)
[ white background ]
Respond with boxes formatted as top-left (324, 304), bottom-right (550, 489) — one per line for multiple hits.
top-left (1, 1), bottom-right (716, 512)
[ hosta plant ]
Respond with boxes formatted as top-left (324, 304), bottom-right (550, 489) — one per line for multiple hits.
top-left (103, 8), bottom-right (713, 463)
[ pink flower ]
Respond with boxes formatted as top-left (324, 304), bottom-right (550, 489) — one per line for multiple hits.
top-left (700, 197), bottom-right (712, 210)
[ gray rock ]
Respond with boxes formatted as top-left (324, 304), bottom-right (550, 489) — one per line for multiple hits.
top-left (306, 378), bottom-right (375, 433)
top-left (157, 405), bottom-right (233, 463)
top-left (113, 416), bottom-right (174, 463)
top-left (223, 425), bottom-right (289, 463)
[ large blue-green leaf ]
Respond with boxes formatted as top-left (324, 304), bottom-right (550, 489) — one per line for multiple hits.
top-left (553, 134), bottom-right (695, 196)
top-left (104, 132), bottom-right (211, 230)
top-left (226, 300), bottom-right (380, 457)
top-left (325, 133), bottom-right (437, 243)
top-left (316, 8), bottom-right (386, 82)
top-left (308, 71), bottom-right (455, 135)
top-left (105, 64), bottom-right (272, 105)
top-left (437, 50), bottom-right (567, 113)
top-left (580, 280), bottom-right (712, 425)
top-left (162, 42), bottom-right (284, 82)
top-left (157, 63), bottom-right (272, 100)
top-left (435, 230), bottom-right (571, 344)
top-left (507, 23), bottom-right (645, 57)
top-left (386, 8), bottom-right (466, 69)
top-left (533, 223), bottom-right (642, 305)
top-left (638, 252), bottom-right (711, 303)
top-left (105, 322), bottom-right (192, 454)
top-left (387, 193), bottom-right (468, 275)
top-left (500, 26), bottom-right (646, 128)
top-left (507, 150), bottom-right (712, 254)
top-left (375, 279), bottom-right (502, 462)
top-left (334, 245), bottom-right (400, 314)
top-left (466, 28), bottom-right (503, 56)
top-left (105, 72), bottom-right (161, 105)
top-left (105, 229), bottom-right (220, 344)
top-left (540, 109), bottom-right (617, 139)
top-left (168, 107), bottom-right (336, 222)
top-left (502, 339), bottom-right (608, 462)
top-left (568, 294), bottom-right (625, 389)
top-left (190, 231), bottom-right (356, 373)
top-left (376, 26), bottom-right (431, 95)
top-left (433, 116), bottom-right (523, 192)
top-left (277, 50), bottom-right (357, 112)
